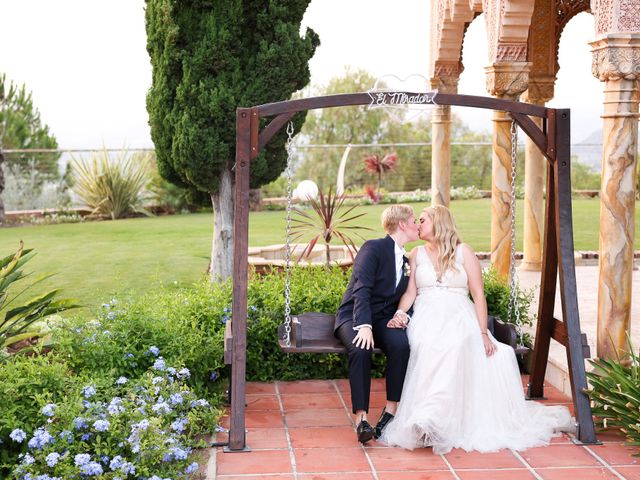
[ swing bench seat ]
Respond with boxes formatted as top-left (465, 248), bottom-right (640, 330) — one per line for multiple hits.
top-left (275, 312), bottom-right (529, 356)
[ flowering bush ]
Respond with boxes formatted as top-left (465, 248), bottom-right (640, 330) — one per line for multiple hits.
top-left (51, 294), bottom-right (226, 398)
top-left (8, 360), bottom-right (218, 479)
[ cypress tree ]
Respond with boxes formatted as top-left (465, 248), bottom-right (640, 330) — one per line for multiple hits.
top-left (145, 0), bottom-right (319, 279)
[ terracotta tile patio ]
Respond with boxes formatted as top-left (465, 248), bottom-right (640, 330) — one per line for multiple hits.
top-left (210, 376), bottom-right (639, 479)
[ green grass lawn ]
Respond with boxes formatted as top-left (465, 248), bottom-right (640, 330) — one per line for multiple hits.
top-left (0, 198), bottom-right (635, 310)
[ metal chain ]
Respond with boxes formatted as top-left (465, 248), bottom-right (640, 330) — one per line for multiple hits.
top-left (507, 120), bottom-right (523, 347)
top-left (283, 121), bottom-right (295, 348)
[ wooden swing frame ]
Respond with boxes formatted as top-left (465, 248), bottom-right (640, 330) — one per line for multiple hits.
top-left (224, 91), bottom-right (597, 452)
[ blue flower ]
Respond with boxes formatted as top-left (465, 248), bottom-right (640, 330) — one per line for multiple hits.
top-left (9, 428), bottom-right (26, 443)
top-left (152, 376), bottom-right (164, 385)
top-left (124, 353), bottom-right (134, 359)
top-left (106, 311), bottom-right (116, 320)
top-left (73, 417), bottom-right (87, 430)
top-left (27, 428), bottom-right (53, 450)
top-left (41, 403), bottom-right (56, 417)
top-left (153, 357), bottom-right (166, 371)
top-left (107, 397), bottom-right (125, 415)
top-left (167, 366), bottom-right (176, 375)
top-left (46, 452), bottom-right (60, 467)
top-left (152, 401), bottom-right (172, 414)
top-left (81, 385), bottom-right (96, 398)
top-left (177, 367), bottom-right (190, 379)
top-left (120, 461), bottom-right (135, 475)
top-left (171, 417), bottom-right (188, 433)
top-left (74, 453), bottom-right (91, 466)
top-left (109, 455), bottom-right (124, 470)
top-left (210, 371), bottom-right (219, 382)
top-left (93, 419), bottom-right (110, 432)
top-left (148, 345), bottom-right (160, 356)
top-left (169, 393), bottom-right (183, 405)
top-left (115, 376), bottom-right (128, 385)
top-left (171, 446), bottom-right (189, 460)
top-left (81, 433), bottom-right (93, 441)
top-left (59, 430), bottom-right (73, 444)
top-left (22, 453), bottom-right (35, 465)
top-left (185, 462), bottom-right (199, 474)
top-left (191, 398), bottom-right (209, 408)
top-left (80, 461), bottom-right (103, 476)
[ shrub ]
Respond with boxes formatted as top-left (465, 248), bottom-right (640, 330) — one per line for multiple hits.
top-left (450, 185), bottom-right (483, 200)
top-left (71, 148), bottom-right (152, 219)
top-left (586, 338), bottom-right (640, 455)
top-left (52, 291), bottom-right (226, 399)
top-left (6, 360), bottom-right (218, 479)
top-left (0, 353), bottom-right (80, 475)
top-left (482, 267), bottom-right (534, 346)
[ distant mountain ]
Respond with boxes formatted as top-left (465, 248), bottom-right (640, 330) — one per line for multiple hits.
top-left (572, 130), bottom-right (602, 172)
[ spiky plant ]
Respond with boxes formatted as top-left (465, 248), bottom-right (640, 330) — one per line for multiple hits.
top-left (363, 152), bottom-right (398, 190)
top-left (290, 187), bottom-right (372, 268)
top-left (71, 147), bottom-right (152, 219)
top-left (1, 242), bottom-right (78, 354)
top-left (586, 336), bottom-right (640, 455)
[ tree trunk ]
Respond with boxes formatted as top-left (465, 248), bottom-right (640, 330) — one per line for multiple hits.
top-left (208, 169), bottom-right (234, 281)
top-left (0, 151), bottom-right (5, 225)
top-left (325, 242), bottom-right (331, 269)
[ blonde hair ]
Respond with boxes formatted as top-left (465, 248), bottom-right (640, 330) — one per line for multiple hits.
top-left (423, 205), bottom-right (462, 279)
top-left (381, 204), bottom-right (414, 234)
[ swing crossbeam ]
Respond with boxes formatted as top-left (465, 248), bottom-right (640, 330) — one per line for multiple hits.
top-left (225, 92), bottom-right (597, 452)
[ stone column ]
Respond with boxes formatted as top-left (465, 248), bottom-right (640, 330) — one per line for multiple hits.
top-left (485, 63), bottom-right (530, 278)
top-left (520, 82), bottom-right (554, 271)
top-left (590, 35), bottom-right (640, 359)
top-left (430, 67), bottom-right (461, 207)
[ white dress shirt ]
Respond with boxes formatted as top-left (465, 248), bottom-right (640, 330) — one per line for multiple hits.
top-left (394, 241), bottom-right (406, 287)
top-left (354, 240), bottom-right (405, 331)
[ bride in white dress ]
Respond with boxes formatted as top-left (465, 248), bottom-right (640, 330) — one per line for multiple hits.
top-left (380, 205), bottom-right (572, 454)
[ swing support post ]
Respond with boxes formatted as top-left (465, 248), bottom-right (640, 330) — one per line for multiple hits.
top-left (225, 92), bottom-right (598, 452)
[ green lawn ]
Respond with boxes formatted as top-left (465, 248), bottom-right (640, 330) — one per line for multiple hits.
top-left (0, 198), bottom-right (635, 310)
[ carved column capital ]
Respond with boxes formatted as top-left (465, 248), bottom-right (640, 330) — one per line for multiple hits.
top-left (430, 61), bottom-right (463, 94)
top-left (484, 62), bottom-right (531, 99)
top-left (590, 34), bottom-right (640, 81)
top-left (521, 76), bottom-right (556, 105)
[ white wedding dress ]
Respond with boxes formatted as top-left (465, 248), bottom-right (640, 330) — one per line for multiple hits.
top-left (380, 244), bottom-right (572, 454)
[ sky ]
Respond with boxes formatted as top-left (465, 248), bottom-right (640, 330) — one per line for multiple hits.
top-left (1, 0), bottom-right (604, 150)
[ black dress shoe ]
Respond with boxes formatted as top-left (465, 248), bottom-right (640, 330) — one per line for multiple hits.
top-left (374, 409), bottom-right (395, 438)
top-left (356, 420), bottom-right (375, 444)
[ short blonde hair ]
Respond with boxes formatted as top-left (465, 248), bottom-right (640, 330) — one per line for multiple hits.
top-left (381, 204), bottom-right (414, 234)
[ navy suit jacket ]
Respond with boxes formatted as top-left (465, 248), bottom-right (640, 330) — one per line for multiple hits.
top-left (335, 235), bottom-right (410, 332)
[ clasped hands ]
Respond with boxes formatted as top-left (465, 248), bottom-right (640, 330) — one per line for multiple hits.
top-left (387, 310), bottom-right (410, 329)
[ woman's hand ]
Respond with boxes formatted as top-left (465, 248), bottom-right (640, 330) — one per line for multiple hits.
top-left (482, 334), bottom-right (496, 356)
top-left (387, 310), bottom-right (409, 329)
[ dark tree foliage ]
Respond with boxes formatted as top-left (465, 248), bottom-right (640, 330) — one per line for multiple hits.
top-left (145, 0), bottom-right (319, 195)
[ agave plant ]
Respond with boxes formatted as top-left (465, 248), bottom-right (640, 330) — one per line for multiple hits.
top-left (1, 242), bottom-right (79, 353)
top-left (71, 147), bottom-right (152, 219)
top-left (290, 187), bottom-right (372, 268)
top-left (586, 336), bottom-right (640, 454)
top-left (363, 152), bottom-right (398, 190)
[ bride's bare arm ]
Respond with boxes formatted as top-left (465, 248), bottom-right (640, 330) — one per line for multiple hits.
top-left (389, 247), bottom-right (418, 327)
top-left (462, 244), bottom-right (496, 356)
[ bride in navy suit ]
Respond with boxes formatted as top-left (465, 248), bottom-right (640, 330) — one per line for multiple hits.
top-left (334, 204), bottom-right (420, 443)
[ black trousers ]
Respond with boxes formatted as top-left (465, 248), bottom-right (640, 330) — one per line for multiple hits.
top-left (336, 321), bottom-right (410, 414)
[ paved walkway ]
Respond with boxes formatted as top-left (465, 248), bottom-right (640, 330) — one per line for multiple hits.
top-left (209, 377), bottom-right (639, 479)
